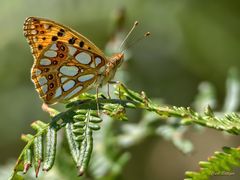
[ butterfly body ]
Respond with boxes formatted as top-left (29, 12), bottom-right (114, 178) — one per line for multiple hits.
top-left (23, 17), bottom-right (124, 104)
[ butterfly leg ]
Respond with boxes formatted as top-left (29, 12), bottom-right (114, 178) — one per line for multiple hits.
top-left (107, 83), bottom-right (111, 99)
top-left (96, 85), bottom-right (100, 115)
top-left (108, 80), bottom-right (122, 100)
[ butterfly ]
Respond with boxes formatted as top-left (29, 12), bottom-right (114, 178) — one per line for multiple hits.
top-left (23, 17), bottom-right (124, 104)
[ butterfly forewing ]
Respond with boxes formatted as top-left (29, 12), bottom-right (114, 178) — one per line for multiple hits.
top-left (24, 17), bottom-right (107, 104)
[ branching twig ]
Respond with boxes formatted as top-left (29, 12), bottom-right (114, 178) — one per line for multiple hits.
top-left (10, 83), bottom-right (240, 180)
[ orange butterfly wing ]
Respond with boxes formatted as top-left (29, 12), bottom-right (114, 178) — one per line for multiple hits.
top-left (24, 17), bottom-right (107, 104)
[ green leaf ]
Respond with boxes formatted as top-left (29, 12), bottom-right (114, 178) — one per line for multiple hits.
top-left (65, 122), bottom-right (81, 165)
top-left (33, 135), bottom-right (43, 177)
top-left (185, 147), bottom-right (240, 179)
top-left (43, 125), bottom-right (57, 171)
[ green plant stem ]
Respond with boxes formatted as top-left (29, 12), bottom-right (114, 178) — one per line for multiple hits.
top-left (10, 84), bottom-right (240, 179)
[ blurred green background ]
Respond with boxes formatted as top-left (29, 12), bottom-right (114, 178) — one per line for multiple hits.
top-left (1, 0), bottom-right (240, 179)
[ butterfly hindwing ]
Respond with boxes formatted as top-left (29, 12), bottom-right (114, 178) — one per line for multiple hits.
top-left (24, 17), bottom-right (107, 104)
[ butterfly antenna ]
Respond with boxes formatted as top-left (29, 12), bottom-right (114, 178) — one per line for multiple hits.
top-left (119, 21), bottom-right (139, 50)
top-left (121, 32), bottom-right (150, 53)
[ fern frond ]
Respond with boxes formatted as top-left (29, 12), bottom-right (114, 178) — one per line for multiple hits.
top-left (185, 147), bottom-right (240, 180)
top-left (11, 120), bottom-right (51, 179)
top-left (42, 125), bottom-right (57, 171)
top-left (72, 110), bottom-right (102, 175)
top-left (10, 83), bottom-right (240, 179)
top-left (116, 83), bottom-right (240, 134)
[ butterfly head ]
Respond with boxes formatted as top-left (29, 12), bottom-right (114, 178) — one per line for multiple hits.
top-left (103, 52), bottom-right (124, 84)
top-left (110, 52), bottom-right (124, 67)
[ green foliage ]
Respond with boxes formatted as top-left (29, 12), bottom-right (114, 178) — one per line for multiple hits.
top-left (185, 147), bottom-right (240, 180)
top-left (5, 5), bottom-right (240, 179)
top-left (9, 83), bottom-right (240, 179)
